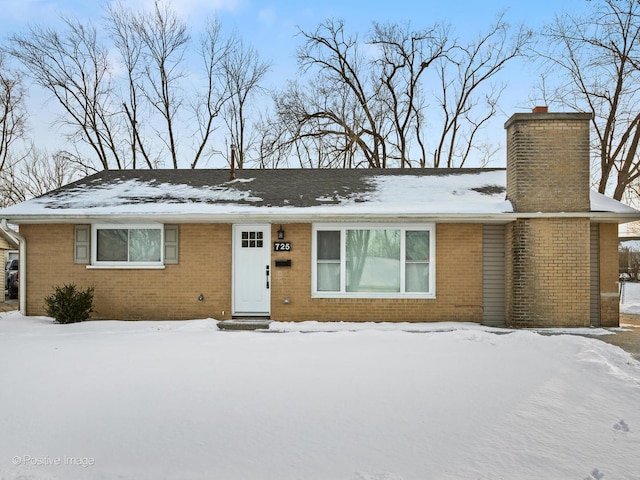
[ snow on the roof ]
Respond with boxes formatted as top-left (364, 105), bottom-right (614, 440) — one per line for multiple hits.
top-left (1, 169), bottom-right (637, 219)
top-left (361, 172), bottom-right (512, 214)
top-left (590, 190), bottom-right (639, 214)
top-left (0, 170), bottom-right (513, 218)
top-left (48, 178), bottom-right (263, 209)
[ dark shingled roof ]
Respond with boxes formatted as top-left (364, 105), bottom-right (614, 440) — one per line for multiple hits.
top-left (4, 167), bottom-right (639, 222)
top-left (43, 168), bottom-right (506, 208)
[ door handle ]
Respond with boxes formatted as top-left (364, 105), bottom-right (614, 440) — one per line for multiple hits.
top-left (266, 265), bottom-right (270, 289)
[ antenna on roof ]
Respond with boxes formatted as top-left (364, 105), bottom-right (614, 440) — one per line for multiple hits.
top-left (230, 144), bottom-right (236, 181)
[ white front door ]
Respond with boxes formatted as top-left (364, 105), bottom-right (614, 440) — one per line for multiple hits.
top-left (233, 225), bottom-right (271, 316)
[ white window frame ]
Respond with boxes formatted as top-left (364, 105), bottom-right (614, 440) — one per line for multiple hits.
top-left (312, 223), bottom-right (436, 298)
top-left (89, 224), bottom-right (165, 269)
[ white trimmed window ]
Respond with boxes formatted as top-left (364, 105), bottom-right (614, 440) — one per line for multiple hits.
top-left (91, 224), bottom-right (164, 267)
top-left (313, 224), bottom-right (435, 298)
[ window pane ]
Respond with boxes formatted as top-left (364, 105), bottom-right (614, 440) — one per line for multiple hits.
top-left (97, 229), bottom-right (128, 261)
top-left (317, 231), bottom-right (340, 260)
top-left (317, 262), bottom-right (340, 291)
top-left (129, 229), bottom-right (161, 262)
top-left (406, 263), bottom-right (429, 292)
top-left (346, 229), bottom-right (400, 292)
top-left (406, 231), bottom-right (430, 261)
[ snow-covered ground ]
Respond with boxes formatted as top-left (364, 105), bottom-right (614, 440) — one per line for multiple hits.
top-left (1, 311), bottom-right (639, 480)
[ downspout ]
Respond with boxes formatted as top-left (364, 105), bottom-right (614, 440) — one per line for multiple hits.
top-left (1, 219), bottom-right (26, 314)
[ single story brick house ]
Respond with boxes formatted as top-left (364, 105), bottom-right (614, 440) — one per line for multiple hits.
top-left (1, 110), bottom-right (639, 327)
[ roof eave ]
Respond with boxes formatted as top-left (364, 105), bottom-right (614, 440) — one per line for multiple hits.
top-left (4, 210), bottom-right (640, 225)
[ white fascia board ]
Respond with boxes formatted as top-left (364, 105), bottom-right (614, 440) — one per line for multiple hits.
top-left (2, 212), bottom-right (510, 224)
top-left (4, 210), bottom-right (640, 225)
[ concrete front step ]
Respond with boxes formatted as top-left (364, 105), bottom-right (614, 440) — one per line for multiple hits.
top-left (217, 318), bottom-right (272, 331)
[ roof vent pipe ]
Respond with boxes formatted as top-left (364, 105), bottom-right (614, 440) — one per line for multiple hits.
top-left (230, 144), bottom-right (236, 181)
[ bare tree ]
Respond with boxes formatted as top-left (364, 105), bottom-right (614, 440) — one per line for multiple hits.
top-left (190, 18), bottom-right (232, 169)
top-left (8, 1), bottom-right (266, 171)
top-left (538, 0), bottom-right (640, 201)
top-left (132, 0), bottom-right (189, 169)
top-left (220, 36), bottom-right (271, 169)
top-left (273, 17), bottom-right (525, 168)
top-left (254, 106), bottom-right (336, 168)
top-left (253, 113), bottom-right (287, 168)
top-left (370, 21), bottom-right (449, 167)
top-left (107, 1), bottom-right (250, 169)
top-left (433, 13), bottom-right (530, 168)
top-left (8, 17), bottom-right (124, 171)
top-left (0, 53), bottom-right (27, 173)
top-left (274, 78), bottom-right (366, 168)
top-left (0, 149), bottom-right (79, 207)
top-left (106, 1), bottom-right (153, 169)
top-left (291, 19), bottom-right (389, 168)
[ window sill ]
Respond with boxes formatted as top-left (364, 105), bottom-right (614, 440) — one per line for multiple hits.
top-left (86, 265), bottom-right (166, 270)
top-left (312, 292), bottom-right (435, 299)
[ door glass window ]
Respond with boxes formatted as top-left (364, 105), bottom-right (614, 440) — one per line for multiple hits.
top-left (241, 231), bottom-right (264, 248)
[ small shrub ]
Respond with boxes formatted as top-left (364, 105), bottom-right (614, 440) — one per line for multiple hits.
top-left (44, 284), bottom-right (95, 324)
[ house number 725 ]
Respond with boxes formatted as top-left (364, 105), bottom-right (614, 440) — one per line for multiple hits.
top-left (274, 242), bottom-right (292, 251)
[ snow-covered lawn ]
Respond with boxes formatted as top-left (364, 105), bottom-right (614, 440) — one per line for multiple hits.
top-left (1, 312), bottom-right (639, 480)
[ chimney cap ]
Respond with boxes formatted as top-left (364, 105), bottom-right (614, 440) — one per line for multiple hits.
top-left (532, 106), bottom-right (548, 113)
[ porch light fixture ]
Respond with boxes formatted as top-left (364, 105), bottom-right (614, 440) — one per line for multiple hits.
top-left (277, 225), bottom-right (285, 240)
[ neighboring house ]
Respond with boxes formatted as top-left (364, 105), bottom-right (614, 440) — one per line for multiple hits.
top-left (1, 109), bottom-right (639, 327)
top-left (619, 237), bottom-right (640, 280)
top-left (0, 230), bottom-right (18, 286)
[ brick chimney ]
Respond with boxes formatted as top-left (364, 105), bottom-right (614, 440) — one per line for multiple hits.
top-left (504, 108), bottom-right (592, 213)
top-left (503, 108), bottom-right (593, 328)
